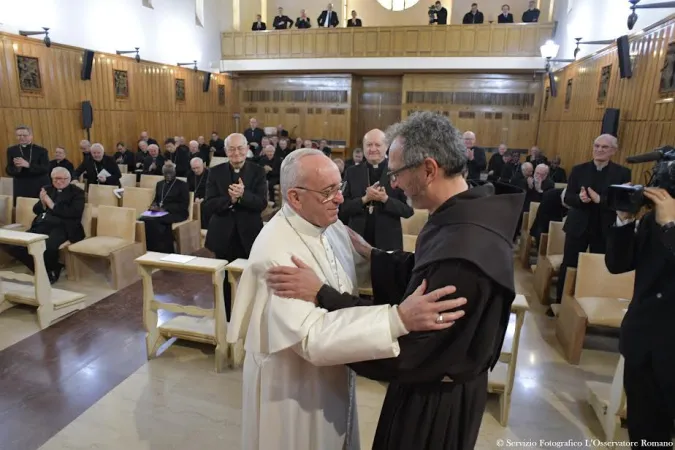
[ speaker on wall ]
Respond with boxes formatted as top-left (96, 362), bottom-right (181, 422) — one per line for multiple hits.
top-left (202, 72), bottom-right (211, 92)
top-left (81, 50), bottom-right (95, 80)
top-left (616, 35), bottom-right (633, 79)
top-left (82, 101), bottom-right (93, 129)
top-left (601, 108), bottom-right (620, 137)
top-left (548, 72), bottom-right (558, 97)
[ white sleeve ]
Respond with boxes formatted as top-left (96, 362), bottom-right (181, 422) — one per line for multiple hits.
top-left (616, 216), bottom-right (636, 227)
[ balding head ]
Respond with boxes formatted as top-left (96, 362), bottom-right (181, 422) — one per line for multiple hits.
top-left (593, 134), bottom-right (618, 164)
top-left (363, 129), bottom-right (387, 164)
top-left (225, 133), bottom-right (248, 168)
top-left (462, 131), bottom-right (476, 149)
top-left (148, 144), bottom-right (159, 157)
top-left (280, 149), bottom-right (343, 228)
top-left (534, 163), bottom-right (549, 180)
top-left (521, 162), bottom-right (534, 177)
top-left (189, 140), bottom-right (199, 153)
top-left (190, 157), bottom-right (205, 175)
top-left (80, 140), bottom-right (91, 153)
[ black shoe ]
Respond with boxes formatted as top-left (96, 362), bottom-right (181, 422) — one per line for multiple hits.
top-left (545, 307), bottom-right (555, 317)
top-left (48, 264), bottom-right (64, 285)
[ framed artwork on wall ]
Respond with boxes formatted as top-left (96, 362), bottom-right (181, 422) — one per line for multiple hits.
top-left (597, 64), bottom-right (612, 105)
top-left (176, 78), bottom-right (186, 101)
top-left (218, 84), bottom-right (225, 105)
top-left (113, 69), bottom-right (129, 99)
top-left (659, 41), bottom-right (675, 96)
top-left (16, 55), bottom-right (42, 94)
top-left (564, 78), bottom-right (573, 110)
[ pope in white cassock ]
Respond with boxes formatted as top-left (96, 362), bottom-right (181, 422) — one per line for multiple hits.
top-left (226, 148), bottom-right (467, 450)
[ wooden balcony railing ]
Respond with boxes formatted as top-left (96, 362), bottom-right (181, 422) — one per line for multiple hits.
top-left (221, 23), bottom-right (555, 60)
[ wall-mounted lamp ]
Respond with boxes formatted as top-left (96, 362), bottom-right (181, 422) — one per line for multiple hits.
top-left (177, 60), bottom-right (198, 72)
top-left (627, 0), bottom-right (675, 30)
top-left (116, 47), bottom-right (141, 63)
top-left (573, 37), bottom-right (615, 58)
top-left (540, 40), bottom-right (575, 72)
top-left (19, 27), bottom-right (51, 47)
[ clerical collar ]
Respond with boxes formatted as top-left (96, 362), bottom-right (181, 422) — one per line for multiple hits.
top-left (282, 204), bottom-right (326, 238)
top-left (368, 159), bottom-right (386, 169)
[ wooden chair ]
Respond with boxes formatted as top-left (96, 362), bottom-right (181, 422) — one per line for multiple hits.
top-left (0, 194), bottom-right (13, 226)
top-left (210, 157), bottom-right (227, 168)
top-left (586, 356), bottom-right (628, 443)
top-left (140, 174), bottom-right (163, 189)
top-left (532, 221), bottom-right (565, 304)
top-left (87, 184), bottom-right (119, 219)
top-left (58, 204), bottom-right (94, 273)
top-left (122, 186), bottom-right (155, 252)
top-left (518, 201), bottom-right (539, 269)
top-left (120, 173), bottom-right (137, 188)
top-left (172, 192), bottom-right (201, 255)
top-left (554, 183), bottom-right (568, 189)
top-left (555, 253), bottom-right (634, 364)
top-left (118, 164), bottom-right (128, 174)
top-left (3, 197), bottom-right (37, 231)
top-left (401, 209), bottom-right (428, 253)
top-left (0, 177), bottom-right (13, 197)
top-left (66, 205), bottom-right (144, 290)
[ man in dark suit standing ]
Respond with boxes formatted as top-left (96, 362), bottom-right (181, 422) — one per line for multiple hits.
top-left (204, 133), bottom-right (267, 320)
top-left (6, 125), bottom-right (50, 203)
top-left (606, 186), bottom-right (675, 447)
top-left (244, 117), bottom-right (265, 155)
top-left (341, 129), bottom-right (413, 251)
top-left (3, 166), bottom-right (84, 284)
top-left (252, 14), bottom-right (266, 31)
top-left (498, 4), bottom-right (514, 23)
top-left (318, 3), bottom-right (339, 28)
top-left (462, 131), bottom-right (487, 181)
top-left (522, 1), bottom-right (541, 22)
top-left (347, 10), bottom-right (362, 27)
top-left (463, 3), bottom-right (485, 23)
top-left (273, 7), bottom-right (294, 29)
top-left (430, 1), bottom-right (448, 24)
top-left (210, 132), bottom-right (226, 157)
top-left (551, 134), bottom-right (632, 316)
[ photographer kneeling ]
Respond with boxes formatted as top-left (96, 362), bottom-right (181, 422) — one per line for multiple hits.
top-left (606, 186), bottom-right (675, 447)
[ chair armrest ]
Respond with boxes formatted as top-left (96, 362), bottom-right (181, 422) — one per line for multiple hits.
top-left (563, 267), bottom-right (577, 298)
top-left (538, 233), bottom-right (548, 256)
top-left (135, 221), bottom-right (147, 252)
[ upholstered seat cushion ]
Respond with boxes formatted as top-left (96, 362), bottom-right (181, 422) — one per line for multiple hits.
top-left (67, 236), bottom-right (133, 257)
top-left (577, 296), bottom-right (630, 328)
top-left (547, 255), bottom-right (563, 271)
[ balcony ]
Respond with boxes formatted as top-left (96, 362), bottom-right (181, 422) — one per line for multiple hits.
top-left (221, 23), bottom-right (555, 60)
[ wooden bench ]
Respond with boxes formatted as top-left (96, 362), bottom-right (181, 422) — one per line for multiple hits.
top-left (0, 228), bottom-right (86, 328)
top-left (136, 252), bottom-right (229, 372)
top-left (518, 202), bottom-right (539, 269)
top-left (586, 355), bottom-right (627, 442)
top-left (532, 221), bottom-right (565, 304)
top-left (555, 253), bottom-right (634, 364)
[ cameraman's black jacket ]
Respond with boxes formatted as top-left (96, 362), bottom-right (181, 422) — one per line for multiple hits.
top-left (605, 212), bottom-right (675, 366)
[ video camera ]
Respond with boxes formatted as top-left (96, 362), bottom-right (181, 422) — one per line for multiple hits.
top-left (428, 5), bottom-right (437, 23)
top-left (607, 145), bottom-right (675, 214)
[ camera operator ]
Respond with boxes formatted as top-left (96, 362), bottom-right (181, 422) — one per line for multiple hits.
top-left (429, 1), bottom-right (448, 24)
top-left (606, 186), bottom-right (675, 447)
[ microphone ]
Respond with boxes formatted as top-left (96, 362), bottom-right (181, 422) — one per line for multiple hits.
top-left (626, 151), bottom-right (664, 164)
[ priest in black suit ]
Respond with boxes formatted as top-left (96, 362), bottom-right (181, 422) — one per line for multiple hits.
top-left (244, 117), bottom-right (265, 154)
top-left (3, 166), bottom-right (84, 283)
top-left (522, 1), bottom-right (541, 22)
top-left (318, 4), bottom-right (339, 27)
top-left (6, 125), bottom-right (50, 202)
top-left (252, 15), bottom-right (266, 31)
top-left (463, 3), bottom-right (485, 23)
top-left (273, 7), bottom-right (294, 29)
top-left (341, 129), bottom-right (413, 251)
top-left (462, 131), bottom-right (487, 181)
top-left (187, 157), bottom-right (209, 202)
top-left (347, 10), bottom-right (362, 27)
top-left (114, 141), bottom-right (136, 173)
top-left (296, 10), bottom-right (312, 28)
top-left (143, 144), bottom-right (165, 175)
top-left (163, 138), bottom-right (190, 177)
top-left (197, 136), bottom-right (212, 166)
top-left (140, 162), bottom-right (189, 254)
top-left (49, 146), bottom-right (75, 178)
top-left (487, 144), bottom-right (507, 182)
top-left (498, 4), bottom-right (514, 23)
top-left (73, 143), bottom-right (121, 189)
top-left (549, 156), bottom-right (567, 183)
top-left (257, 144), bottom-right (282, 205)
top-left (203, 133), bottom-right (267, 320)
top-left (552, 134), bottom-right (632, 315)
top-left (210, 132), bottom-right (226, 157)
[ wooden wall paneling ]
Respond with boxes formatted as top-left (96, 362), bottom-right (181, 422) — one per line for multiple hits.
top-left (221, 24), bottom-right (555, 59)
top-left (538, 14), bottom-right (675, 183)
top-left (353, 76), bottom-right (403, 148)
top-left (0, 32), bottom-right (234, 171)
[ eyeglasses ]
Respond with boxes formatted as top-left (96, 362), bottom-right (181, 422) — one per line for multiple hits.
top-left (295, 181), bottom-right (346, 204)
top-left (227, 145), bottom-right (248, 153)
top-left (386, 163), bottom-right (420, 182)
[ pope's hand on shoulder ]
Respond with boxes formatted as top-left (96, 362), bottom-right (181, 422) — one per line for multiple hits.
top-left (266, 256), bottom-right (323, 303)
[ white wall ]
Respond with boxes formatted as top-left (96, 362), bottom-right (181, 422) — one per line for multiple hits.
top-left (0, 0), bottom-right (227, 71)
top-left (552, 0), bottom-right (675, 61)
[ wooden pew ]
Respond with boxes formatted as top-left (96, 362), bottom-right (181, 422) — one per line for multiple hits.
top-left (66, 205), bottom-right (144, 290)
top-left (210, 157), bottom-right (227, 168)
top-left (121, 186), bottom-right (155, 252)
top-left (532, 221), bottom-right (565, 304)
top-left (518, 202), bottom-right (539, 269)
top-left (87, 184), bottom-right (119, 219)
top-left (172, 192), bottom-right (201, 255)
top-left (3, 196), bottom-right (37, 231)
top-left (555, 253), bottom-right (634, 364)
top-left (0, 194), bottom-right (12, 226)
top-left (119, 173), bottom-right (137, 188)
top-left (0, 228), bottom-right (86, 328)
top-left (586, 355), bottom-right (628, 442)
top-left (136, 252), bottom-right (229, 372)
top-left (0, 177), bottom-right (13, 197)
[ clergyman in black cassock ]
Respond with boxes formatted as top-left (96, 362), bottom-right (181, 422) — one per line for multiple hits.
top-left (6, 126), bottom-right (50, 202)
top-left (140, 163), bottom-right (189, 254)
top-left (203, 133), bottom-right (267, 320)
top-left (3, 168), bottom-right (85, 284)
top-left (256, 145), bottom-right (281, 205)
top-left (73, 143), bottom-right (121, 189)
top-left (267, 112), bottom-right (526, 450)
top-left (114, 142), bottom-right (136, 173)
top-left (49, 147), bottom-right (75, 178)
top-left (163, 138), bottom-right (190, 177)
top-left (143, 145), bottom-right (165, 175)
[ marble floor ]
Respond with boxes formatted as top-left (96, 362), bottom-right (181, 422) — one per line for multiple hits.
top-left (0, 255), bottom-right (631, 450)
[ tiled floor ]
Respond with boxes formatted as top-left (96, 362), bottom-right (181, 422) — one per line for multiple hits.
top-left (0, 256), bottom-right (630, 450)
